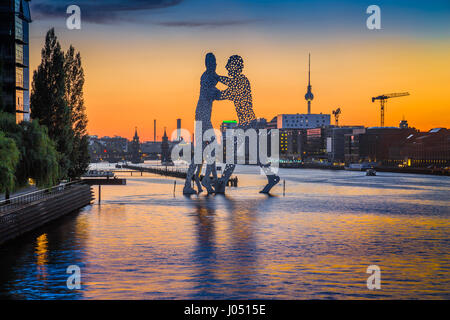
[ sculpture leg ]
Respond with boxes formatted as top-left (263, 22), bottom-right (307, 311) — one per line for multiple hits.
top-left (215, 163), bottom-right (236, 194)
top-left (215, 124), bottom-right (240, 194)
top-left (202, 163), bottom-right (216, 194)
top-left (259, 164), bottom-right (280, 194)
top-left (183, 162), bottom-right (198, 195)
top-left (194, 164), bottom-right (203, 193)
top-left (201, 132), bottom-right (216, 194)
top-left (257, 125), bottom-right (280, 193)
top-left (211, 164), bottom-right (218, 181)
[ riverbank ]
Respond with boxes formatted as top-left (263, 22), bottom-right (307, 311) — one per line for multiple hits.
top-left (0, 183), bottom-right (93, 246)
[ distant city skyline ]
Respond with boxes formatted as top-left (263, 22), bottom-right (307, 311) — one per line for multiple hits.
top-left (28, 0), bottom-right (450, 140)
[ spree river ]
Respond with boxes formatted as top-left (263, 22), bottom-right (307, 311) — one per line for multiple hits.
top-left (0, 164), bottom-right (449, 299)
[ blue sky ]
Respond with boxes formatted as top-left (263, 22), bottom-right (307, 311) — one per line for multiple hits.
top-left (30, 0), bottom-right (450, 37)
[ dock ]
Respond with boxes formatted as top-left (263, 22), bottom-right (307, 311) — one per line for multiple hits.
top-left (81, 177), bottom-right (127, 185)
top-left (81, 177), bottom-right (127, 203)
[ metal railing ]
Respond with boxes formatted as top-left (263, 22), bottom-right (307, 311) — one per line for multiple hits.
top-left (0, 181), bottom-right (84, 215)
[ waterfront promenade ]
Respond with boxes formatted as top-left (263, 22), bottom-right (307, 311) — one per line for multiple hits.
top-left (0, 182), bottom-right (93, 246)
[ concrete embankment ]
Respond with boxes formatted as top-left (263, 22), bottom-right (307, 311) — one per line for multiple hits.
top-left (0, 183), bottom-right (93, 246)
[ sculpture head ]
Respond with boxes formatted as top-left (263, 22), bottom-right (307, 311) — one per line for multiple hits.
top-left (205, 52), bottom-right (217, 72)
top-left (226, 55), bottom-right (244, 77)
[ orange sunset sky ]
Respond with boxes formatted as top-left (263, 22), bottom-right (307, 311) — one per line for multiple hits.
top-left (29, 1), bottom-right (450, 141)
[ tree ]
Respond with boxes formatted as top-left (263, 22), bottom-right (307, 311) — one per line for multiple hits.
top-left (65, 46), bottom-right (90, 178)
top-left (0, 55), bottom-right (4, 112)
top-left (31, 28), bottom-right (73, 179)
top-left (0, 132), bottom-right (20, 197)
top-left (0, 111), bottom-right (21, 139)
top-left (17, 121), bottom-right (60, 188)
top-left (0, 111), bottom-right (60, 189)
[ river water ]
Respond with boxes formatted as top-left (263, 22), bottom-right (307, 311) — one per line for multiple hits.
top-left (0, 164), bottom-right (449, 299)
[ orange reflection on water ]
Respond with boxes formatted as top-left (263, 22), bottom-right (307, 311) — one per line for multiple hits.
top-left (62, 166), bottom-right (450, 299)
top-left (35, 233), bottom-right (48, 281)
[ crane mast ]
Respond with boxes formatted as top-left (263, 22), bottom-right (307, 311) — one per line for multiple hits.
top-left (372, 92), bottom-right (410, 127)
top-left (332, 108), bottom-right (341, 126)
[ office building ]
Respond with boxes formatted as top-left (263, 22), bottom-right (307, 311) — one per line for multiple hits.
top-left (0, 0), bottom-right (32, 123)
top-left (141, 141), bottom-right (162, 160)
top-left (279, 129), bottom-right (305, 161)
top-left (399, 128), bottom-right (449, 168)
top-left (220, 120), bottom-right (238, 133)
top-left (344, 127), bottom-right (417, 165)
top-left (276, 113), bottom-right (330, 129)
top-left (327, 126), bottom-right (365, 163)
top-left (306, 127), bottom-right (329, 161)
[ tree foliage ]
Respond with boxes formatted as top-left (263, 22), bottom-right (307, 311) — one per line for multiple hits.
top-left (0, 57), bottom-right (4, 112)
top-left (0, 131), bottom-right (20, 193)
top-left (65, 45), bottom-right (90, 178)
top-left (0, 112), bottom-right (59, 189)
top-left (16, 121), bottom-right (60, 188)
top-left (31, 28), bottom-right (74, 179)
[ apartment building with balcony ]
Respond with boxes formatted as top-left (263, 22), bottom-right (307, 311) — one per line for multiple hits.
top-left (0, 0), bottom-right (32, 123)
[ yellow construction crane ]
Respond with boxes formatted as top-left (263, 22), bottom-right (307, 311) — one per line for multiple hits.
top-left (372, 92), bottom-right (410, 127)
top-left (332, 108), bottom-right (341, 126)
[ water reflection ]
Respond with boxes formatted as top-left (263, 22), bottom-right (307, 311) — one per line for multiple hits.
top-left (222, 196), bottom-right (260, 296)
top-left (0, 213), bottom-right (88, 299)
top-left (189, 196), bottom-right (218, 298)
top-left (188, 195), bottom-right (278, 298)
top-left (0, 166), bottom-right (449, 299)
top-left (35, 234), bottom-right (48, 281)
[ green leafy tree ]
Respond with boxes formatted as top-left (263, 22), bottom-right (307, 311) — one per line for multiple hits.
top-left (0, 132), bottom-right (20, 197)
top-left (0, 111), bottom-right (21, 139)
top-left (65, 46), bottom-right (90, 178)
top-left (31, 28), bottom-right (73, 179)
top-left (0, 55), bottom-right (4, 112)
top-left (0, 111), bottom-right (60, 189)
top-left (16, 121), bottom-right (60, 188)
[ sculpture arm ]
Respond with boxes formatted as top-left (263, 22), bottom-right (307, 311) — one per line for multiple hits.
top-left (218, 76), bottom-right (231, 85)
top-left (216, 88), bottom-right (232, 101)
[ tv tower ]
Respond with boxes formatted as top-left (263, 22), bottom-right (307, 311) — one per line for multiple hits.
top-left (304, 53), bottom-right (314, 114)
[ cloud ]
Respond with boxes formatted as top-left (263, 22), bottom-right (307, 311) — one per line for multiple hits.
top-left (31, 0), bottom-right (184, 23)
top-left (31, 0), bottom-right (259, 27)
top-left (155, 19), bottom-right (260, 28)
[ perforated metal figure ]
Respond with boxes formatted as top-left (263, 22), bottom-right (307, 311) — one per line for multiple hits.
top-left (183, 53), bottom-right (219, 195)
top-left (216, 55), bottom-right (280, 194)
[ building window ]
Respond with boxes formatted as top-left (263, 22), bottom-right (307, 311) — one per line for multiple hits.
top-left (15, 44), bottom-right (23, 64)
top-left (16, 67), bottom-right (23, 87)
top-left (16, 90), bottom-right (24, 111)
top-left (15, 16), bottom-right (23, 41)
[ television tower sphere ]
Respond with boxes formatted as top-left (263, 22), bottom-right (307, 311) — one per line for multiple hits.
top-left (305, 91), bottom-right (314, 101)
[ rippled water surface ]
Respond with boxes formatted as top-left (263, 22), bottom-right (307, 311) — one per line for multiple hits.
top-left (0, 164), bottom-right (449, 299)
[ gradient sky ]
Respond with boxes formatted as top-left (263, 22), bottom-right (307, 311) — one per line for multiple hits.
top-left (29, 0), bottom-right (450, 140)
